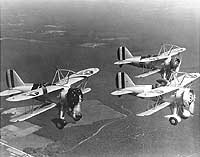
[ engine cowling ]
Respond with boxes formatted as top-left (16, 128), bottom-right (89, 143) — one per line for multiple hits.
top-left (54, 87), bottom-right (83, 129)
top-left (179, 88), bottom-right (195, 118)
top-left (65, 88), bottom-right (83, 121)
top-left (162, 57), bottom-right (180, 80)
top-left (170, 58), bottom-right (180, 71)
top-left (164, 56), bottom-right (172, 66)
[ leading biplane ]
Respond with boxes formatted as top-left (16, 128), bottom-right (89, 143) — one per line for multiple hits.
top-left (111, 71), bottom-right (200, 125)
top-left (0, 68), bottom-right (99, 129)
top-left (114, 44), bottom-right (185, 80)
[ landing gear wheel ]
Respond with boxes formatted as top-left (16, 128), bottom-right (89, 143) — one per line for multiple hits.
top-left (73, 113), bottom-right (82, 121)
top-left (56, 119), bottom-right (67, 129)
top-left (169, 117), bottom-right (178, 126)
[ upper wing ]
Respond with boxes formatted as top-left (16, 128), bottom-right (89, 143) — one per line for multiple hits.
top-left (140, 55), bottom-right (168, 63)
top-left (137, 86), bottom-right (179, 98)
top-left (63, 68), bottom-right (99, 86)
top-left (170, 73), bottom-right (200, 87)
top-left (6, 85), bottom-right (63, 102)
top-left (66, 77), bottom-right (85, 86)
top-left (0, 89), bottom-right (22, 96)
top-left (72, 68), bottom-right (99, 77)
top-left (10, 103), bottom-right (56, 122)
top-left (135, 69), bottom-right (161, 78)
top-left (136, 101), bottom-right (171, 116)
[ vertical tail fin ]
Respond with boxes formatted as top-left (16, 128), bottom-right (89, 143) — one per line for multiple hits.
top-left (117, 46), bottom-right (133, 61)
top-left (6, 69), bottom-right (25, 88)
top-left (115, 72), bottom-right (135, 89)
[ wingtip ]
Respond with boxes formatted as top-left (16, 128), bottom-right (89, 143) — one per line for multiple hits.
top-left (110, 91), bottom-right (115, 95)
top-left (110, 91), bottom-right (119, 96)
top-left (82, 87), bottom-right (91, 94)
top-left (134, 75), bottom-right (142, 78)
top-left (136, 113), bottom-right (145, 117)
top-left (6, 97), bottom-right (15, 102)
top-left (10, 118), bottom-right (19, 123)
top-left (86, 68), bottom-right (100, 74)
top-left (114, 61), bottom-right (120, 65)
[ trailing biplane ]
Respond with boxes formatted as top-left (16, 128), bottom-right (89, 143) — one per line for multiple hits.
top-left (0, 68), bottom-right (99, 129)
top-left (111, 71), bottom-right (200, 125)
top-left (114, 44), bottom-right (185, 80)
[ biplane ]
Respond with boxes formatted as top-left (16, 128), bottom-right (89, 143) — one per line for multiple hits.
top-left (111, 71), bottom-right (200, 125)
top-left (114, 44), bottom-right (185, 80)
top-left (0, 68), bottom-right (99, 129)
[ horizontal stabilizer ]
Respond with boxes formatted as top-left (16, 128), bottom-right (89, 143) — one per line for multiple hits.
top-left (111, 89), bottom-right (133, 96)
top-left (0, 89), bottom-right (22, 97)
top-left (7, 85), bottom-right (63, 102)
top-left (114, 60), bottom-right (132, 65)
top-left (136, 102), bottom-right (171, 116)
top-left (135, 69), bottom-right (161, 78)
top-left (10, 103), bottom-right (57, 122)
top-left (137, 86), bottom-right (178, 98)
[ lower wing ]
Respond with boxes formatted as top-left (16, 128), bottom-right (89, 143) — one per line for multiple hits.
top-left (0, 140), bottom-right (34, 157)
top-left (136, 102), bottom-right (171, 116)
top-left (0, 89), bottom-right (22, 96)
top-left (137, 86), bottom-right (179, 98)
top-left (135, 69), bottom-right (161, 78)
top-left (10, 103), bottom-right (56, 122)
top-left (6, 85), bottom-right (63, 102)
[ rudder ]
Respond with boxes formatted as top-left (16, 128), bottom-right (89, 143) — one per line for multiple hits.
top-left (6, 69), bottom-right (25, 88)
top-left (115, 72), bottom-right (135, 89)
top-left (117, 46), bottom-right (133, 61)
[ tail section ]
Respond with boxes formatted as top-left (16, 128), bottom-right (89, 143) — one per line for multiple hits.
top-left (117, 46), bottom-right (133, 61)
top-left (6, 69), bottom-right (25, 88)
top-left (116, 72), bottom-right (135, 89)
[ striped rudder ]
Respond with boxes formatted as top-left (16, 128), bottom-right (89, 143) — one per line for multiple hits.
top-left (6, 69), bottom-right (24, 88)
top-left (117, 46), bottom-right (133, 61)
top-left (115, 72), bottom-right (135, 89)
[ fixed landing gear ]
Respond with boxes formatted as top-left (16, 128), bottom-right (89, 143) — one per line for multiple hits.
top-left (52, 118), bottom-right (67, 129)
top-left (73, 113), bottom-right (82, 121)
top-left (169, 117), bottom-right (178, 126)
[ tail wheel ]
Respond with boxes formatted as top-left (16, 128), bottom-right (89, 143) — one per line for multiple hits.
top-left (55, 119), bottom-right (67, 129)
top-left (169, 117), bottom-right (178, 126)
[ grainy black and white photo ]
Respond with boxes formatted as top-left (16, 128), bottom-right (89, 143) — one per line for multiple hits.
top-left (0, 0), bottom-right (200, 156)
